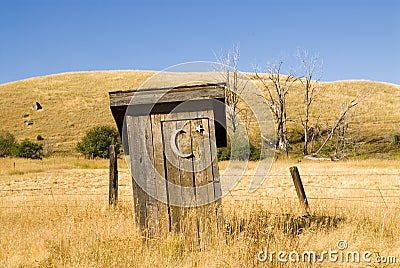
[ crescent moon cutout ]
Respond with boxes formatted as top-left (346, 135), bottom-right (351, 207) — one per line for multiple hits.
top-left (170, 129), bottom-right (193, 158)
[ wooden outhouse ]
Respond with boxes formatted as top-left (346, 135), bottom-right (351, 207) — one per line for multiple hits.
top-left (109, 83), bottom-right (226, 233)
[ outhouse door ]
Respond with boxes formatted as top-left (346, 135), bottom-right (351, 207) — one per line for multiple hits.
top-left (150, 101), bottom-right (221, 231)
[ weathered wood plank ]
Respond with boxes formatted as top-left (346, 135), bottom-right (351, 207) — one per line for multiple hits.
top-left (191, 117), bottom-right (211, 205)
top-left (206, 111), bottom-right (224, 234)
top-left (126, 115), bottom-right (158, 231)
top-left (144, 116), bottom-right (159, 235)
top-left (175, 117), bottom-right (196, 234)
top-left (126, 115), bottom-right (148, 228)
top-left (176, 119), bottom-right (196, 207)
top-left (109, 144), bottom-right (118, 207)
top-left (162, 118), bottom-right (184, 232)
top-left (110, 84), bottom-right (225, 107)
top-left (150, 114), bottom-right (170, 234)
top-left (207, 109), bottom-right (222, 204)
top-left (191, 111), bottom-right (218, 247)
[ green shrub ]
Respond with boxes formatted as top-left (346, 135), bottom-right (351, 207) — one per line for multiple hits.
top-left (37, 135), bottom-right (44, 141)
top-left (249, 144), bottom-right (262, 161)
top-left (12, 139), bottom-right (43, 159)
top-left (217, 137), bottom-right (262, 161)
top-left (0, 132), bottom-right (16, 157)
top-left (393, 133), bottom-right (400, 145)
top-left (217, 147), bottom-right (231, 161)
top-left (76, 126), bottom-right (120, 159)
top-left (231, 142), bottom-right (251, 160)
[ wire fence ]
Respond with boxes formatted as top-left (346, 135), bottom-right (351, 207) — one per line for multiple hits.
top-left (1, 171), bottom-right (400, 210)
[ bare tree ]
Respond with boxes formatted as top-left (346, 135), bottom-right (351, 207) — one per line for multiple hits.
top-left (215, 45), bottom-right (245, 134)
top-left (297, 50), bottom-right (322, 155)
top-left (312, 93), bottom-right (368, 157)
top-left (254, 61), bottom-right (297, 154)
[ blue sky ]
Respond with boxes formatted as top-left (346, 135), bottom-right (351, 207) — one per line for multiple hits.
top-left (0, 0), bottom-right (399, 84)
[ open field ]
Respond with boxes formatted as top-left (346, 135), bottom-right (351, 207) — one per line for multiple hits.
top-left (1, 157), bottom-right (399, 267)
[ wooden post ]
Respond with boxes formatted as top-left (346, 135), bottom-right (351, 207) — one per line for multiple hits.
top-left (109, 145), bottom-right (118, 207)
top-left (289, 166), bottom-right (309, 212)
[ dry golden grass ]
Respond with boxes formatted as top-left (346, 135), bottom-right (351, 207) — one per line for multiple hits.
top-left (1, 71), bottom-right (399, 266)
top-left (1, 157), bottom-right (399, 267)
top-left (0, 71), bottom-right (399, 156)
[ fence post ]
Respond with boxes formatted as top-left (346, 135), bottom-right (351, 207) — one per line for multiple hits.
top-left (109, 145), bottom-right (118, 207)
top-left (289, 166), bottom-right (309, 213)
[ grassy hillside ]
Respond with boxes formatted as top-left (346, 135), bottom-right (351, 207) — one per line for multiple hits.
top-left (0, 71), bottom-right (399, 157)
top-left (0, 71), bottom-right (154, 153)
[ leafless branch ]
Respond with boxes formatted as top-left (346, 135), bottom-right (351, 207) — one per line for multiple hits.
top-left (312, 92), bottom-right (369, 156)
top-left (253, 60), bottom-right (297, 154)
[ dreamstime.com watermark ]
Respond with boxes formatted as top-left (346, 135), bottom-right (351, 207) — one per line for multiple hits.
top-left (257, 240), bottom-right (398, 265)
